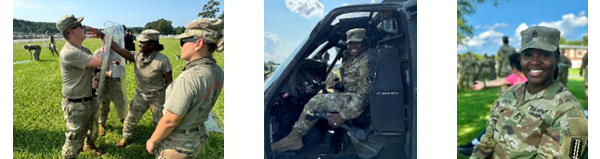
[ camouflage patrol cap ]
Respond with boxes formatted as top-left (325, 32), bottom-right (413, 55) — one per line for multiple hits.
top-left (346, 28), bottom-right (366, 43)
top-left (520, 26), bottom-right (560, 53)
top-left (138, 29), bottom-right (160, 42)
top-left (56, 14), bottom-right (84, 34)
top-left (502, 36), bottom-right (509, 41)
top-left (176, 18), bottom-right (224, 44)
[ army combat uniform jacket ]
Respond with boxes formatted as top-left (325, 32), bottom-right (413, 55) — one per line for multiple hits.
top-left (497, 45), bottom-right (517, 77)
top-left (471, 82), bottom-right (587, 159)
top-left (157, 56), bottom-right (224, 157)
top-left (293, 50), bottom-right (370, 135)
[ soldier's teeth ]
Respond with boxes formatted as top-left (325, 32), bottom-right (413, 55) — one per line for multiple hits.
top-left (530, 70), bottom-right (543, 73)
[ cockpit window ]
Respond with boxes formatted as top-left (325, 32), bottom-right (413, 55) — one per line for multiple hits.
top-left (330, 12), bottom-right (371, 25)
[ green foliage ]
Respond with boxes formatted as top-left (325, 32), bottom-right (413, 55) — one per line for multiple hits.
top-left (458, 51), bottom-right (485, 60)
top-left (457, 0), bottom-right (502, 45)
top-left (13, 18), bottom-right (60, 34)
top-left (456, 78), bottom-right (588, 158)
top-left (560, 35), bottom-right (588, 46)
top-left (198, 0), bottom-right (221, 18)
top-left (13, 38), bottom-right (224, 159)
top-left (219, 13), bottom-right (224, 19)
top-left (144, 18), bottom-right (175, 35)
top-left (175, 26), bottom-right (186, 35)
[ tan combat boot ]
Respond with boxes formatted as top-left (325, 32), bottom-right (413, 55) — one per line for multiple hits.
top-left (83, 142), bottom-right (102, 156)
top-left (270, 129), bottom-right (303, 152)
top-left (116, 138), bottom-right (132, 148)
top-left (98, 124), bottom-right (106, 136)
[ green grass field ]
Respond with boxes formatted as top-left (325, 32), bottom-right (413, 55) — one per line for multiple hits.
top-left (457, 77), bottom-right (588, 159)
top-left (13, 38), bottom-right (224, 158)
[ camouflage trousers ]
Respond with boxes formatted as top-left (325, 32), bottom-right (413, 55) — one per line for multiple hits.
top-left (122, 90), bottom-right (165, 139)
top-left (98, 77), bottom-right (126, 126)
top-left (49, 43), bottom-right (58, 56)
top-left (459, 72), bottom-right (475, 89)
top-left (155, 130), bottom-right (209, 159)
top-left (61, 97), bottom-right (98, 158)
top-left (33, 49), bottom-right (41, 61)
top-left (293, 93), bottom-right (363, 135)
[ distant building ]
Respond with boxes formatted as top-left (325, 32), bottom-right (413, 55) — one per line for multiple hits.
top-left (560, 44), bottom-right (587, 68)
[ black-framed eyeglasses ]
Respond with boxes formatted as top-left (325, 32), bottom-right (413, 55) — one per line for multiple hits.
top-left (180, 38), bottom-right (199, 47)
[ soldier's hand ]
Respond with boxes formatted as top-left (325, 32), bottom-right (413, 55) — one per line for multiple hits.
top-left (92, 79), bottom-right (99, 89)
top-left (472, 80), bottom-right (484, 91)
top-left (146, 140), bottom-right (157, 154)
top-left (327, 113), bottom-right (345, 129)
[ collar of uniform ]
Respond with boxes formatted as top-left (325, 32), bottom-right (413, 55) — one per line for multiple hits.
top-left (182, 55), bottom-right (216, 71)
top-left (65, 41), bottom-right (87, 53)
top-left (139, 50), bottom-right (158, 67)
top-left (513, 81), bottom-right (565, 105)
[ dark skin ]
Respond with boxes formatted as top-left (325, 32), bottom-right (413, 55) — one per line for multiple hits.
top-left (326, 41), bottom-right (366, 129)
top-left (521, 49), bottom-right (558, 94)
top-left (110, 40), bottom-right (173, 86)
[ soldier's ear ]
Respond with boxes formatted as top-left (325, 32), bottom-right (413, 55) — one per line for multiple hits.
top-left (194, 39), bottom-right (205, 52)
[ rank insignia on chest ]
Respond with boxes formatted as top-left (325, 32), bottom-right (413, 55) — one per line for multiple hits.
top-left (509, 112), bottom-right (524, 124)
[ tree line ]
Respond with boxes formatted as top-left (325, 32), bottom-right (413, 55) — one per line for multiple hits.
top-left (15, 0), bottom-right (223, 36)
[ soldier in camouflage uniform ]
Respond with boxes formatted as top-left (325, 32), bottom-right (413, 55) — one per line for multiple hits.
top-left (458, 54), bottom-right (468, 88)
top-left (477, 54), bottom-right (492, 81)
top-left (460, 53), bottom-right (477, 90)
top-left (471, 26), bottom-right (587, 159)
top-left (271, 28), bottom-right (370, 152)
top-left (144, 18), bottom-right (224, 158)
top-left (23, 44), bottom-right (42, 61)
top-left (91, 49), bottom-right (127, 136)
top-left (47, 31), bottom-right (59, 56)
top-left (497, 36), bottom-right (518, 96)
top-left (580, 52), bottom-right (588, 99)
top-left (489, 55), bottom-right (497, 80)
top-left (557, 51), bottom-right (572, 87)
top-left (458, 54), bottom-right (462, 87)
top-left (108, 29), bottom-right (173, 148)
top-left (56, 14), bottom-right (103, 158)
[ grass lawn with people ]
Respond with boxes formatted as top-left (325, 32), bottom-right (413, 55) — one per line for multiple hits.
top-left (457, 77), bottom-right (588, 158)
top-left (13, 38), bottom-right (225, 159)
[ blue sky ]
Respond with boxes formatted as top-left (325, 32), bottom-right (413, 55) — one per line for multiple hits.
top-left (264, 0), bottom-right (380, 62)
top-left (457, 0), bottom-right (588, 55)
top-left (13, 0), bottom-right (224, 31)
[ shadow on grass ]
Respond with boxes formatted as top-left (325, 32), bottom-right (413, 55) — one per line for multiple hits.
top-left (13, 127), bottom-right (64, 157)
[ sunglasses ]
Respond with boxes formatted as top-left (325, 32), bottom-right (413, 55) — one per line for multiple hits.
top-left (180, 38), bottom-right (199, 47)
top-left (70, 23), bottom-right (84, 30)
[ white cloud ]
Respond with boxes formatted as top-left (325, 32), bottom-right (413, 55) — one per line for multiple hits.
top-left (264, 32), bottom-right (287, 62)
top-left (475, 25), bottom-right (481, 29)
top-left (342, 3), bottom-right (350, 6)
top-left (484, 23), bottom-right (507, 30)
top-left (538, 11), bottom-right (587, 38)
top-left (458, 27), bottom-right (504, 52)
top-left (514, 23), bottom-right (529, 41)
top-left (285, 0), bottom-right (324, 18)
